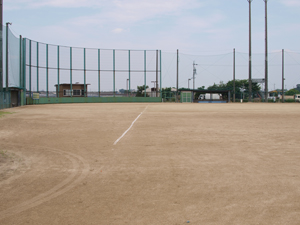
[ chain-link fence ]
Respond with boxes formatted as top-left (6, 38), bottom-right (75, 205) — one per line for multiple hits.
top-left (161, 50), bottom-right (300, 102)
top-left (25, 39), bottom-right (162, 98)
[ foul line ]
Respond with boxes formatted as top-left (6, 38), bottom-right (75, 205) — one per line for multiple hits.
top-left (113, 105), bottom-right (149, 145)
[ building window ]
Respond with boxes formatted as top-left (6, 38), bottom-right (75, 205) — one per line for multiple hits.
top-left (81, 90), bottom-right (84, 96)
top-left (73, 90), bottom-right (81, 96)
top-left (63, 90), bottom-right (71, 96)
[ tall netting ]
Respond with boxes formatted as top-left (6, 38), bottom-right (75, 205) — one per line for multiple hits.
top-left (25, 38), bottom-right (162, 98)
top-left (2, 25), bottom-right (21, 89)
top-left (161, 50), bottom-right (300, 101)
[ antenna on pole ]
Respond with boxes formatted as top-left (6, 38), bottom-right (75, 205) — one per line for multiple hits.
top-left (193, 61), bottom-right (198, 90)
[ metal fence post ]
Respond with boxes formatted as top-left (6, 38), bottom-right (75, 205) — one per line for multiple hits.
top-left (282, 49), bottom-right (284, 103)
top-left (46, 44), bottom-right (49, 97)
top-left (160, 50), bottom-right (162, 97)
top-left (233, 48), bottom-right (236, 102)
top-left (22, 38), bottom-right (26, 102)
top-left (57, 45), bottom-right (60, 97)
top-left (5, 24), bottom-right (9, 90)
top-left (128, 50), bottom-right (131, 97)
top-left (144, 50), bottom-right (146, 97)
top-left (113, 49), bottom-right (115, 97)
top-left (19, 35), bottom-right (22, 89)
top-left (84, 48), bottom-right (86, 97)
top-left (98, 49), bottom-right (100, 97)
top-left (70, 47), bottom-right (72, 97)
top-left (29, 40), bottom-right (32, 95)
top-left (156, 50), bottom-right (158, 97)
top-left (176, 49), bottom-right (179, 102)
top-left (37, 42), bottom-right (39, 92)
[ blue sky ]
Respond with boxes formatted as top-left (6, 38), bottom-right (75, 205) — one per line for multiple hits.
top-left (4, 0), bottom-right (300, 52)
top-left (3, 0), bottom-right (300, 90)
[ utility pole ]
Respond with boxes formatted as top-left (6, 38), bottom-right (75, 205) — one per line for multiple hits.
top-left (193, 61), bottom-right (198, 90)
top-left (188, 78), bottom-right (191, 89)
top-left (248, 0), bottom-right (253, 102)
top-left (176, 49), bottom-right (179, 102)
top-left (264, 0), bottom-right (268, 102)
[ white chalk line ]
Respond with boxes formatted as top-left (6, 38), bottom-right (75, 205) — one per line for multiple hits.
top-left (113, 105), bottom-right (149, 145)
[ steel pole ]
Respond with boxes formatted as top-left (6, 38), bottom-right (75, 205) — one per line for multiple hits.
top-left (37, 42), bottom-right (39, 92)
top-left (176, 49), bottom-right (179, 102)
top-left (248, 0), bottom-right (253, 102)
top-left (144, 50), bottom-right (146, 97)
top-left (160, 50), bottom-right (162, 97)
top-left (233, 48), bottom-right (236, 102)
top-left (57, 46), bottom-right (60, 97)
top-left (128, 50), bottom-right (131, 97)
top-left (113, 50), bottom-right (115, 97)
top-left (19, 35), bottom-right (22, 89)
top-left (264, 0), bottom-right (268, 102)
top-left (193, 61), bottom-right (195, 90)
top-left (0, 0), bottom-right (3, 92)
top-left (156, 50), bottom-right (159, 97)
top-left (98, 49), bottom-right (100, 97)
top-left (282, 49), bottom-right (284, 103)
top-left (70, 47), bottom-right (73, 97)
top-left (5, 23), bottom-right (9, 90)
top-left (46, 44), bottom-right (49, 97)
top-left (84, 48), bottom-right (86, 97)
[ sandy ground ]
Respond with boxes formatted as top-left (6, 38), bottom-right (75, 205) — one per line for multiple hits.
top-left (0, 103), bottom-right (300, 225)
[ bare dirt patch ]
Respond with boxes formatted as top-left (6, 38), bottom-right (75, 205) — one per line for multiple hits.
top-left (0, 150), bottom-right (27, 182)
top-left (0, 103), bottom-right (300, 225)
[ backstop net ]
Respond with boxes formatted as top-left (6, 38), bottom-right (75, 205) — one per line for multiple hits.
top-left (24, 39), bottom-right (162, 98)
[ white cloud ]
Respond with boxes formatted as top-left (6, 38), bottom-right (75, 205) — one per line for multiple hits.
top-left (112, 28), bottom-right (124, 34)
top-left (279, 0), bottom-right (300, 7)
top-left (5, 0), bottom-right (107, 9)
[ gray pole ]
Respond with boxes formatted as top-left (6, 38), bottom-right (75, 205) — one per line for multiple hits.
top-left (264, 0), bottom-right (268, 102)
top-left (0, 0), bottom-right (3, 92)
top-left (248, 0), bottom-right (253, 102)
top-left (6, 23), bottom-right (12, 91)
top-left (282, 49), bottom-right (284, 103)
top-left (193, 61), bottom-right (198, 90)
top-left (233, 48), bottom-right (236, 103)
top-left (176, 49), bottom-right (179, 102)
top-left (156, 50), bottom-right (159, 97)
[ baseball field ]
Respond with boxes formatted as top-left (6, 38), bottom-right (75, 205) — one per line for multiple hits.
top-left (0, 103), bottom-right (299, 224)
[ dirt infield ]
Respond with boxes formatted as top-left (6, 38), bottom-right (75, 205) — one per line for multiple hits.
top-left (0, 103), bottom-right (300, 224)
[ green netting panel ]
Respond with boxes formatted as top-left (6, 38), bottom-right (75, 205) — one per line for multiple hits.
top-left (2, 26), bottom-right (21, 89)
top-left (0, 91), bottom-right (11, 109)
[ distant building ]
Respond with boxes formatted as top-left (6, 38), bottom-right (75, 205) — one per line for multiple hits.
top-left (295, 84), bottom-right (300, 92)
top-left (269, 89), bottom-right (287, 97)
top-left (54, 83), bottom-right (90, 97)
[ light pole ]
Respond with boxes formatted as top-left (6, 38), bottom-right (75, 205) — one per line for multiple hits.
top-left (263, 0), bottom-right (268, 102)
top-left (247, 0), bottom-right (253, 102)
top-left (188, 79), bottom-right (191, 89)
top-left (193, 61), bottom-right (198, 90)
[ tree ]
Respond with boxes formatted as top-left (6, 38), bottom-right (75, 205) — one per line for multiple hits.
top-left (285, 89), bottom-right (300, 96)
top-left (205, 80), bottom-right (261, 100)
top-left (136, 85), bottom-right (149, 97)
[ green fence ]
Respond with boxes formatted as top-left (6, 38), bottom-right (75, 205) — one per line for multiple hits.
top-left (0, 91), bottom-right (11, 109)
